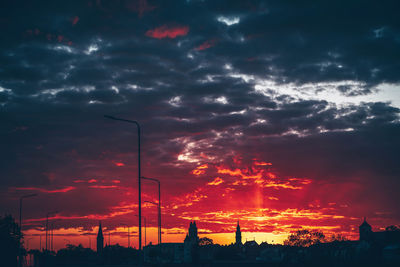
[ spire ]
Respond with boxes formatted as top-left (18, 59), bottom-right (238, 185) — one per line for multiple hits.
top-left (97, 221), bottom-right (104, 253)
top-left (360, 217), bottom-right (371, 229)
top-left (235, 220), bottom-right (242, 245)
top-left (98, 221), bottom-right (103, 237)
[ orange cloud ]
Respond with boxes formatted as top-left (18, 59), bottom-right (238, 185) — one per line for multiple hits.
top-left (89, 185), bottom-right (118, 189)
top-left (207, 177), bottom-right (224, 186)
top-left (254, 161), bottom-right (272, 166)
top-left (191, 164), bottom-right (208, 175)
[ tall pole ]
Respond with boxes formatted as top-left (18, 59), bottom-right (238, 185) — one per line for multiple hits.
top-left (45, 211), bottom-right (57, 251)
top-left (51, 224), bottom-right (53, 251)
top-left (142, 177), bottom-right (161, 245)
top-left (19, 194), bottom-right (38, 234)
top-left (158, 181), bottom-right (161, 245)
top-left (138, 122), bottom-right (141, 252)
top-left (45, 214), bottom-right (48, 251)
top-left (104, 115), bottom-right (142, 252)
top-left (19, 198), bottom-right (22, 231)
top-left (128, 227), bottom-right (130, 248)
top-left (143, 217), bottom-right (147, 246)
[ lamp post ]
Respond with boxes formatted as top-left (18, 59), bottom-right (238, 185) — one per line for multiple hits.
top-left (104, 115), bottom-right (142, 252)
top-left (144, 200), bottom-right (160, 246)
top-left (19, 193), bottom-right (37, 267)
top-left (133, 215), bottom-right (146, 247)
top-left (121, 223), bottom-right (131, 248)
top-left (45, 211), bottom-right (58, 251)
top-left (19, 194), bottom-right (38, 231)
top-left (142, 176), bottom-right (161, 245)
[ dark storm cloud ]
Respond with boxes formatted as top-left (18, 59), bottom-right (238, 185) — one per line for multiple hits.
top-left (0, 0), bottom-right (399, 229)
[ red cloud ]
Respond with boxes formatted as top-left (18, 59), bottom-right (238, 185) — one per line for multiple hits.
top-left (71, 16), bottom-right (79, 25)
top-left (126, 0), bottom-right (157, 17)
top-left (194, 39), bottom-right (217, 51)
top-left (14, 186), bottom-right (75, 193)
top-left (145, 25), bottom-right (189, 39)
top-left (89, 185), bottom-right (118, 189)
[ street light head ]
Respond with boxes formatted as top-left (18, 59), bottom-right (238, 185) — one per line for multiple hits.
top-left (104, 115), bottom-right (116, 120)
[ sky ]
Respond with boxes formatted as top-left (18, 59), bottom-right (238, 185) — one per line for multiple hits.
top-left (1, 0), bottom-right (400, 250)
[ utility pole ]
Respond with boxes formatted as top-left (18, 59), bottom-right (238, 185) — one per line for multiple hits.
top-left (45, 211), bottom-right (57, 251)
top-left (142, 176), bottom-right (162, 245)
top-left (104, 115), bottom-right (142, 253)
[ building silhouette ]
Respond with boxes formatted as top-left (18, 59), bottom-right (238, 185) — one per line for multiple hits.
top-left (359, 217), bottom-right (400, 245)
top-left (96, 221), bottom-right (104, 253)
top-left (359, 217), bottom-right (373, 241)
top-left (235, 221), bottom-right (242, 245)
top-left (184, 221), bottom-right (199, 243)
top-left (184, 221), bottom-right (199, 262)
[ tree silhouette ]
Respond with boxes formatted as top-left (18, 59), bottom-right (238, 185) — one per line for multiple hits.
top-left (56, 244), bottom-right (96, 265)
top-left (0, 215), bottom-right (23, 267)
top-left (198, 237), bottom-right (213, 246)
top-left (385, 225), bottom-right (400, 232)
top-left (284, 229), bottom-right (325, 247)
top-left (328, 233), bottom-right (347, 242)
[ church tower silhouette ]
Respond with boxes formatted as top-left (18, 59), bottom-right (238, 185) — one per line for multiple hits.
top-left (97, 221), bottom-right (104, 253)
top-left (359, 217), bottom-right (372, 241)
top-left (235, 221), bottom-right (242, 245)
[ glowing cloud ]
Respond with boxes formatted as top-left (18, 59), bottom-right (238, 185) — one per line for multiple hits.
top-left (14, 186), bottom-right (76, 193)
top-left (217, 16), bottom-right (240, 26)
top-left (145, 25), bottom-right (189, 39)
top-left (191, 164), bottom-right (208, 176)
top-left (207, 177), bottom-right (224, 186)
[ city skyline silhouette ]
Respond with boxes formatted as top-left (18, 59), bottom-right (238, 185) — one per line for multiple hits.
top-left (1, 0), bottom-right (400, 266)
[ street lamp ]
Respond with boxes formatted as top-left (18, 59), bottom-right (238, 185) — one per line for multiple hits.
top-left (104, 115), bottom-right (142, 252)
top-left (121, 223), bottom-right (131, 248)
top-left (19, 194), bottom-right (37, 267)
top-left (142, 176), bottom-right (161, 245)
top-left (144, 200), bottom-right (160, 246)
top-left (19, 194), bottom-right (38, 231)
top-left (133, 215), bottom-right (147, 247)
top-left (45, 211), bottom-right (58, 251)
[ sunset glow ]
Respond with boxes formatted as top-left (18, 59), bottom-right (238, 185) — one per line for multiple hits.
top-left (1, 0), bottom-right (399, 256)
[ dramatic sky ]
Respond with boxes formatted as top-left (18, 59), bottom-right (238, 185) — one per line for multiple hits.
top-left (1, 0), bottom-right (400, 250)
